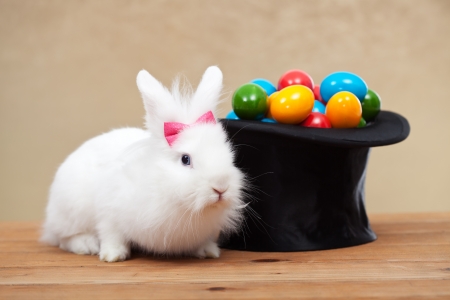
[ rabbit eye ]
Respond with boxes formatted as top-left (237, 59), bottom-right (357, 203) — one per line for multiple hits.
top-left (181, 154), bottom-right (191, 166)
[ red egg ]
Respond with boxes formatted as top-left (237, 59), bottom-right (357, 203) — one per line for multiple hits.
top-left (278, 70), bottom-right (314, 91)
top-left (300, 112), bottom-right (332, 128)
top-left (313, 84), bottom-right (326, 105)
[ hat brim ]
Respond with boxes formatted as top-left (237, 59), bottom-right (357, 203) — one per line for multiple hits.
top-left (220, 111), bottom-right (410, 148)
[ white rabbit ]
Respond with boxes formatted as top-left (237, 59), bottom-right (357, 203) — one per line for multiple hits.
top-left (41, 66), bottom-right (245, 262)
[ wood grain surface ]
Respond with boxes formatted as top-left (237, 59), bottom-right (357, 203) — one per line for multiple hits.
top-left (1, 213), bottom-right (449, 299)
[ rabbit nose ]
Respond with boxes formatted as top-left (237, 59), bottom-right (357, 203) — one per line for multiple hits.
top-left (213, 187), bottom-right (228, 199)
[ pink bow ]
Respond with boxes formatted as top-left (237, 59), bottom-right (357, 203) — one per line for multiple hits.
top-left (164, 111), bottom-right (216, 147)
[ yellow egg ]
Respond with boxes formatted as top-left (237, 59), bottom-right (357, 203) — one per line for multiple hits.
top-left (266, 91), bottom-right (279, 118)
top-left (325, 91), bottom-right (362, 128)
top-left (270, 86), bottom-right (314, 124)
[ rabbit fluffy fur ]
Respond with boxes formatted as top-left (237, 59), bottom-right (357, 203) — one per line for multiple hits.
top-left (41, 66), bottom-right (245, 262)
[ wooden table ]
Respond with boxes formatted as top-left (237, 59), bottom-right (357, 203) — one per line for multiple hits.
top-left (1, 213), bottom-right (449, 299)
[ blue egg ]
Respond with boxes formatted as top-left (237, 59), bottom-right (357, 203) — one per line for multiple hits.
top-left (261, 118), bottom-right (277, 123)
top-left (312, 100), bottom-right (326, 114)
top-left (320, 72), bottom-right (368, 103)
top-left (226, 110), bottom-right (240, 120)
top-left (251, 78), bottom-right (277, 96)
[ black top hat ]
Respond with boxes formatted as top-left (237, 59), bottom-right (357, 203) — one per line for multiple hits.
top-left (219, 111), bottom-right (410, 251)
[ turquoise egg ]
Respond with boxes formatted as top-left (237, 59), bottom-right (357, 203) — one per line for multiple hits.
top-left (320, 72), bottom-right (368, 103)
top-left (261, 118), bottom-right (277, 123)
top-left (312, 100), bottom-right (326, 114)
top-left (251, 78), bottom-right (277, 96)
top-left (226, 110), bottom-right (240, 120)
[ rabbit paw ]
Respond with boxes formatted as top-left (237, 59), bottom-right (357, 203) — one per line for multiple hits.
top-left (195, 241), bottom-right (220, 259)
top-left (99, 244), bottom-right (130, 262)
top-left (60, 233), bottom-right (100, 255)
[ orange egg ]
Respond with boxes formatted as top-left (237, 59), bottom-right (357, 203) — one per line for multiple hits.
top-left (270, 86), bottom-right (314, 124)
top-left (325, 91), bottom-right (362, 128)
top-left (266, 91), bottom-right (279, 118)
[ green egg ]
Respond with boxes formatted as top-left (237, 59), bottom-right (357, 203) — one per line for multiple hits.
top-left (362, 89), bottom-right (381, 122)
top-left (232, 83), bottom-right (268, 120)
top-left (357, 117), bottom-right (367, 128)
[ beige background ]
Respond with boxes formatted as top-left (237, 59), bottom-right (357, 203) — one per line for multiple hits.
top-left (1, 0), bottom-right (449, 220)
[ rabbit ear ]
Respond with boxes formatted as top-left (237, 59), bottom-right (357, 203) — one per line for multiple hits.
top-left (137, 70), bottom-right (171, 117)
top-left (191, 66), bottom-right (223, 118)
top-left (137, 70), bottom-right (180, 136)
